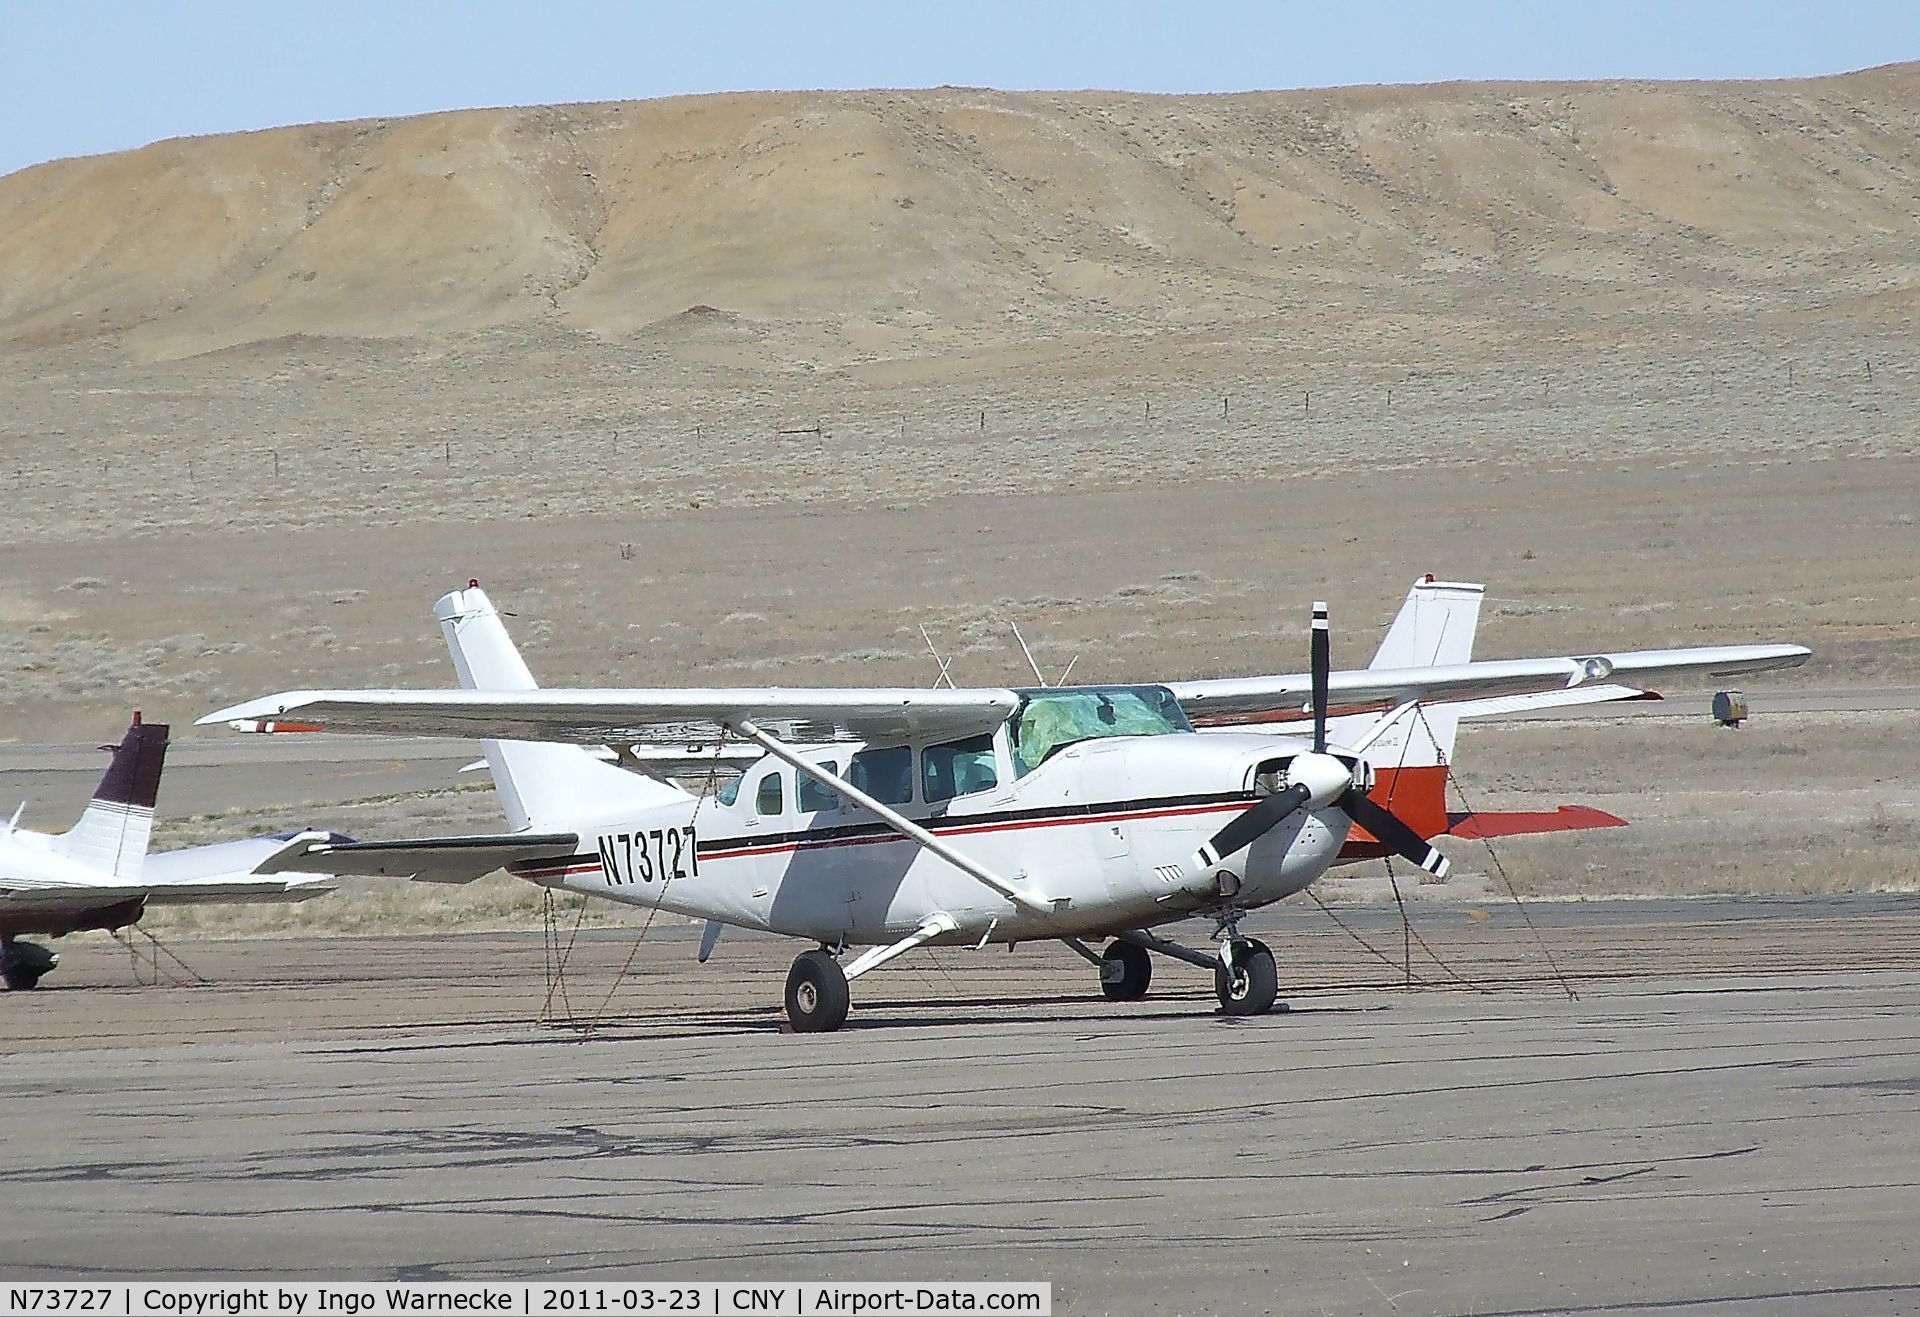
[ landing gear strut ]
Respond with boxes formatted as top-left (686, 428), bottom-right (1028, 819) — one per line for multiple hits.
top-left (1, 937), bottom-right (57, 992)
top-left (1215, 937), bottom-right (1278, 1016)
top-left (1099, 940), bottom-right (1153, 1001)
top-left (784, 949), bottom-right (850, 1033)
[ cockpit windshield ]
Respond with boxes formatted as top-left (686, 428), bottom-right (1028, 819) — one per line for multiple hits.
top-left (1009, 684), bottom-right (1192, 776)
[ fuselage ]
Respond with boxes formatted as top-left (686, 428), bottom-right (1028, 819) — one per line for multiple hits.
top-left (0, 828), bottom-right (148, 937)
top-left (510, 727), bottom-right (1349, 947)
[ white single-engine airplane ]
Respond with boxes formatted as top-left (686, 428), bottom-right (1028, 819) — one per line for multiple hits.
top-left (205, 581), bottom-right (1809, 1031)
top-left (1, 715), bottom-right (344, 991)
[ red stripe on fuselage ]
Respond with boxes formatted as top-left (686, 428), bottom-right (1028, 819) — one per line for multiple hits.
top-left (697, 798), bottom-right (1253, 863)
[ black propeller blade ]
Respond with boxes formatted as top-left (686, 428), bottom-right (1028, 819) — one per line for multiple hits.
top-left (1339, 788), bottom-right (1451, 879)
top-left (1311, 600), bottom-right (1329, 754)
top-left (1193, 783), bottom-right (1310, 871)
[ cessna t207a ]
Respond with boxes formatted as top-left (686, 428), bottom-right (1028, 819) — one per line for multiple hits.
top-left (204, 581), bottom-right (1809, 1031)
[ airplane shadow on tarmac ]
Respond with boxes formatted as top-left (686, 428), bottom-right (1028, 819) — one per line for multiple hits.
top-left (535, 990), bottom-right (1393, 1041)
top-left (309, 990), bottom-right (1396, 1055)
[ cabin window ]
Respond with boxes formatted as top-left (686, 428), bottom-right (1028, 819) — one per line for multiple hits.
top-left (1010, 684), bottom-right (1193, 776)
top-left (922, 734), bottom-right (1000, 803)
top-left (797, 759), bottom-right (841, 812)
top-left (755, 771), bottom-right (785, 816)
top-left (846, 746), bottom-right (913, 806)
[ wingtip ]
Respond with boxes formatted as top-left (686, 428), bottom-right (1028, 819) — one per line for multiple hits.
top-left (197, 694), bottom-right (305, 727)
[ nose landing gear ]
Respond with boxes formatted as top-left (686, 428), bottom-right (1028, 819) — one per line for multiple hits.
top-left (1214, 937), bottom-right (1278, 1016)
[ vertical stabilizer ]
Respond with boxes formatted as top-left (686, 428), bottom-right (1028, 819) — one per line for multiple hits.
top-left (1370, 577), bottom-right (1485, 671)
top-left (53, 716), bottom-right (168, 879)
top-left (1356, 579), bottom-right (1485, 838)
top-left (435, 583), bottom-right (687, 831)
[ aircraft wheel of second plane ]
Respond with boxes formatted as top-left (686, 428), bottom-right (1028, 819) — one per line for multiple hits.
top-left (1098, 940), bottom-right (1153, 1001)
top-left (0, 940), bottom-right (57, 992)
top-left (785, 949), bottom-right (851, 1033)
top-left (1214, 939), bottom-right (1279, 1016)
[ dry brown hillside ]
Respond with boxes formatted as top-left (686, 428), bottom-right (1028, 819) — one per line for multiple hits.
top-left (2, 68), bottom-right (1917, 361)
top-left (1, 70), bottom-right (1916, 760)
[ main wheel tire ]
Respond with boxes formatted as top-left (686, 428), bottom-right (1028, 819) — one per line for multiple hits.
top-left (2, 966), bottom-right (42, 992)
top-left (1, 941), bottom-right (55, 992)
top-left (784, 949), bottom-right (851, 1033)
top-left (1099, 940), bottom-right (1153, 1001)
top-left (1214, 939), bottom-right (1278, 1016)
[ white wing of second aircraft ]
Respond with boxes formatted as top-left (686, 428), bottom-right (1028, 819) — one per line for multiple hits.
top-left (0, 831), bottom-right (344, 906)
top-left (137, 831), bottom-right (345, 902)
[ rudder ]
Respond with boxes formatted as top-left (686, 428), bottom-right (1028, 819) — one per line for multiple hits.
top-left (53, 715), bottom-right (168, 879)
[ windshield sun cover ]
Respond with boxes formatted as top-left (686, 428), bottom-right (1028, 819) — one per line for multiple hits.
top-left (1009, 684), bottom-right (1192, 776)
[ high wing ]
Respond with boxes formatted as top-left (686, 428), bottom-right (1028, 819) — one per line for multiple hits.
top-left (1243, 683), bottom-right (1659, 742)
top-left (1169, 644), bottom-right (1811, 725)
top-left (201, 687), bottom-right (1021, 746)
top-left (254, 831), bottom-right (580, 884)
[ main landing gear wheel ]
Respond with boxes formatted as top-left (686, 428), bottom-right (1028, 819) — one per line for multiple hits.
top-left (1099, 940), bottom-right (1153, 1001)
top-left (1, 940), bottom-right (57, 992)
top-left (1214, 938), bottom-right (1278, 1017)
top-left (785, 949), bottom-right (851, 1033)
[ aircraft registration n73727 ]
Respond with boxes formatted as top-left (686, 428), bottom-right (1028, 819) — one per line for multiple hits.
top-left (204, 577), bottom-right (1809, 1031)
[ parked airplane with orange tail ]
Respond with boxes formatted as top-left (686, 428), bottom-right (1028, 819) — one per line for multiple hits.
top-left (204, 578), bottom-right (1808, 1031)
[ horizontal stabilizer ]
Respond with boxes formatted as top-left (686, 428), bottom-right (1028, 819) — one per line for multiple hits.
top-left (1452, 685), bottom-right (1660, 720)
top-left (1445, 806), bottom-right (1629, 840)
top-left (256, 831), bottom-right (581, 883)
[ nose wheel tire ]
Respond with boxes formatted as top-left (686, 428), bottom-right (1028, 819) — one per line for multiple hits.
top-left (1099, 940), bottom-right (1153, 1001)
top-left (784, 949), bottom-right (851, 1033)
top-left (1215, 938), bottom-right (1278, 1016)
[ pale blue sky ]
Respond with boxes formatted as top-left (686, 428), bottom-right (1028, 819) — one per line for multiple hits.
top-left (2, 1), bottom-right (1916, 178)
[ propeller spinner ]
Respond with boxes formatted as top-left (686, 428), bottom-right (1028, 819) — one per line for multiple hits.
top-left (1190, 601), bottom-right (1450, 881)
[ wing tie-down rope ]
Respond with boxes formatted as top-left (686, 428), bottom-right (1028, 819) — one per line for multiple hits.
top-left (574, 727), bottom-right (734, 1037)
top-left (110, 923), bottom-right (209, 988)
top-left (1414, 703), bottom-right (1578, 1002)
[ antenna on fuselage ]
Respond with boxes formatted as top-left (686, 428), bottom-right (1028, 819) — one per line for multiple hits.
top-left (1010, 621), bottom-right (1048, 686)
top-left (920, 625), bottom-right (956, 689)
top-left (1009, 621), bottom-right (1079, 687)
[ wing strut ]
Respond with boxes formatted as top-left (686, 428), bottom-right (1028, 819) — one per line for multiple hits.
top-left (730, 719), bottom-right (1057, 916)
top-left (842, 913), bottom-right (960, 980)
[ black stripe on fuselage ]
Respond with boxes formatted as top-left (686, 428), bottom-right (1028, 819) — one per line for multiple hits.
top-left (511, 789), bottom-right (1254, 875)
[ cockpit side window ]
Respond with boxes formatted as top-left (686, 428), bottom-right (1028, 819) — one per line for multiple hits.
top-left (797, 760), bottom-right (841, 813)
top-left (922, 734), bottom-right (1000, 803)
top-left (846, 746), bottom-right (913, 806)
top-left (715, 774), bottom-right (742, 807)
top-left (755, 771), bottom-right (785, 816)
